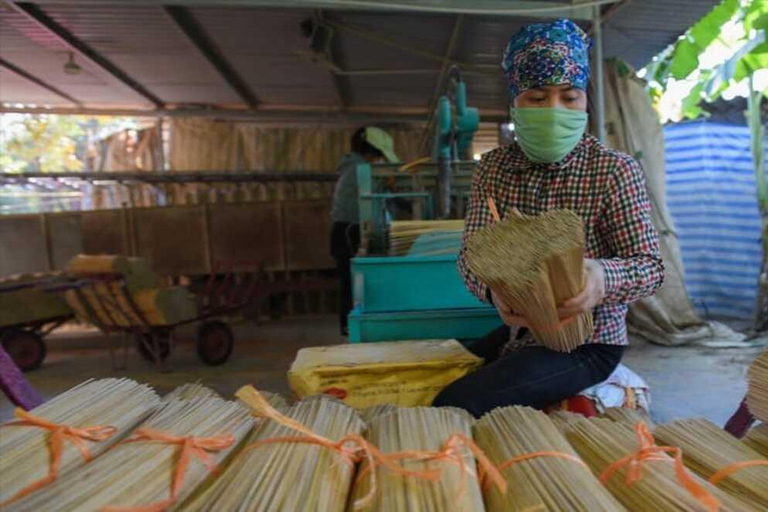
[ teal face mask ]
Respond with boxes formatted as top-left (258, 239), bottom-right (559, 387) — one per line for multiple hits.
top-left (509, 107), bottom-right (588, 163)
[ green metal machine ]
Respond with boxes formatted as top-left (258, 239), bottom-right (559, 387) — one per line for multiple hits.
top-left (349, 69), bottom-right (501, 343)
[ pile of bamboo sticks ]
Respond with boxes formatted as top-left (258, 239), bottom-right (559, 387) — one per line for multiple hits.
top-left (475, 406), bottom-right (624, 511)
top-left (465, 209), bottom-right (593, 352)
top-left (747, 351), bottom-right (768, 422)
top-left (744, 423), bottom-right (768, 458)
top-left (0, 378), bottom-right (160, 506)
top-left (655, 418), bottom-right (768, 509)
top-left (388, 220), bottom-right (464, 256)
top-left (554, 415), bottom-right (750, 511)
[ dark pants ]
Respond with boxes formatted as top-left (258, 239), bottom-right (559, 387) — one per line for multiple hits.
top-left (433, 325), bottom-right (624, 418)
top-left (330, 222), bottom-right (360, 334)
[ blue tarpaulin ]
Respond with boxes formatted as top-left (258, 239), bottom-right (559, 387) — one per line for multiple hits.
top-left (665, 120), bottom-right (766, 319)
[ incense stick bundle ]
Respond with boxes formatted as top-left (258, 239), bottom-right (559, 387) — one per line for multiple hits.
top-left (744, 424), bottom-right (768, 458)
top-left (557, 416), bottom-right (753, 511)
top-left (8, 396), bottom-right (253, 512)
top-left (389, 220), bottom-right (464, 255)
top-left (655, 418), bottom-right (768, 509)
top-left (350, 406), bottom-right (486, 511)
top-left (162, 382), bottom-right (221, 401)
top-left (182, 395), bottom-right (364, 511)
top-left (746, 351), bottom-right (768, 423)
top-left (360, 403), bottom-right (398, 424)
top-left (465, 209), bottom-right (593, 352)
top-left (601, 407), bottom-right (655, 428)
top-left (0, 378), bottom-right (160, 505)
top-left (474, 406), bottom-right (623, 511)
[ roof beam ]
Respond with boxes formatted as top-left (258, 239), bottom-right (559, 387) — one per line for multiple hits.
top-left (8, 2), bottom-right (164, 108)
top-left (317, 10), bottom-right (350, 110)
top-left (163, 6), bottom-right (259, 109)
top-left (0, 57), bottom-right (82, 106)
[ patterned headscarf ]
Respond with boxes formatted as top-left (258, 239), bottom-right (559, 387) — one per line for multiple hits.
top-left (501, 18), bottom-right (592, 99)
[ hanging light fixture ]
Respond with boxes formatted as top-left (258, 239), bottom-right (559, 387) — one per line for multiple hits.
top-left (63, 52), bottom-right (81, 75)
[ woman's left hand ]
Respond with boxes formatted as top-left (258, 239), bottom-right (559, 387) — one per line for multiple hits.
top-left (557, 259), bottom-right (606, 321)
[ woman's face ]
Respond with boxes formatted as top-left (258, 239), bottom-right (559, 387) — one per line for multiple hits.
top-left (513, 84), bottom-right (587, 111)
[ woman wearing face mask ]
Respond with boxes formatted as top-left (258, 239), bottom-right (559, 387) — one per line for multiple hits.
top-left (433, 19), bottom-right (664, 417)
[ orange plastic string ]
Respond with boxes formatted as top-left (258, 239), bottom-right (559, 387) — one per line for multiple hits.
top-left (235, 386), bottom-right (506, 509)
top-left (0, 408), bottom-right (117, 507)
top-left (600, 423), bottom-right (720, 512)
top-left (708, 459), bottom-right (768, 485)
top-left (102, 428), bottom-right (234, 512)
top-left (485, 450), bottom-right (587, 490)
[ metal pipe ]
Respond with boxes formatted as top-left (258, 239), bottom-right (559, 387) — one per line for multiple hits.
top-left (592, 4), bottom-right (607, 143)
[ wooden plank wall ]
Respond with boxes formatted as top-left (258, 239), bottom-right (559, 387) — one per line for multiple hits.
top-left (0, 200), bottom-right (338, 316)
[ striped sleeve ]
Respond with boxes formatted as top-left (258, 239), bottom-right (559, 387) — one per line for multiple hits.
top-left (597, 157), bottom-right (665, 304)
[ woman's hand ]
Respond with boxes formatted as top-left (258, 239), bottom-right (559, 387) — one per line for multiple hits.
top-left (557, 259), bottom-right (606, 320)
top-left (491, 289), bottom-right (532, 328)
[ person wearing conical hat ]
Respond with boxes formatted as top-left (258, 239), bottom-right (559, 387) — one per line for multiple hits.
top-left (434, 19), bottom-right (664, 417)
top-left (330, 127), bottom-right (399, 336)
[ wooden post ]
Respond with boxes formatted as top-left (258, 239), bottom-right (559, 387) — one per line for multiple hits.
top-left (748, 75), bottom-right (767, 332)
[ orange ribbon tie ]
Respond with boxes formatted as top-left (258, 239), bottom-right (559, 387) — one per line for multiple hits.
top-left (600, 423), bottom-right (720, 512)
top-left (102, 428), bottom-right (234, 512)
top-left (0, 408), bottom-right (117, 507)
top-left (709, 459), bottom-right (768, 485)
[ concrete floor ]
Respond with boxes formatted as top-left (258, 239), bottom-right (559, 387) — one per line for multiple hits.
top-left (1, 316), bottom-right (764, 426)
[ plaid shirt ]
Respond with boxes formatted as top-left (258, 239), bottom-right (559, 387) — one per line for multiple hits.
top-left (458, 133), bottom-right (664, 346)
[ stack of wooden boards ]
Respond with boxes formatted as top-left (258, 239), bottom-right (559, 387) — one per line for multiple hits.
top-left (64, 254), bottom-right (197, 327)
top-left (3, 379), bottom-right (767, 511)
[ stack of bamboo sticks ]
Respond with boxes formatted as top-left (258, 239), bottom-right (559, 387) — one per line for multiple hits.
top-left (743, 423), bottom-right (768, 458)
top-left (388, 220), bottom-right (464, 256)
top-left (475, 406), bottom-right (624, 511)
top-left (9, 396), bottom-right (253, 512)
top-left (555, 416), bottom-right (749, 511)
top-left (601, 407), bottom-right (654, 428)
top-left (747, 351), bottom-right (768, 422)
top-left (162, 382), bottom-right (220, 401)
top-left (655, 418), bottom-right (768, 509)
top-left (465, 209), bottom-right (593, 352)
top-left (182, 390), bottom-right (364, 511)
top-left (351, 406), bottom-right (486, 511)
top-left (0, 378), bottom-right (160, 506)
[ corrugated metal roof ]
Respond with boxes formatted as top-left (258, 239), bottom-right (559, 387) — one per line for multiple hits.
top-left (0, 0), bottom-right (720, 120)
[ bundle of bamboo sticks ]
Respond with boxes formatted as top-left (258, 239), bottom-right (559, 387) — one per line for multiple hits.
top-left (746, 351), bottom-right (768, 423)
top-left (8, 396), bottom-right (253, 512)
top-left (555, 416), bottom-right (749, 511)
top-left (350, 406), bottom-right (487, 511)
top-left (465, 209), bottom-right (593, 352)
top-left (182, 390), bottom-right (365, 511)
top-left (474, 406), bottom-right (624, 511)
top-left (162, 382), bottom-right (221, 401)
top-left (388, 220), bottom-right (464, 256)
top-left (601, 407), bottom-right (655, 428)
top-left (654, 418), bottom-right (768, 509)
top-left (744, 423), bottom-right (768, 458)
top-left (0, 378), bottom-right (160, 506)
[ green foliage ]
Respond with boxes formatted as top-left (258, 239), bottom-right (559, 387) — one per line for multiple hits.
top-left (681, 82), bottom-right (706, 119)
top-left (668, 0), bottom-right (740, 80)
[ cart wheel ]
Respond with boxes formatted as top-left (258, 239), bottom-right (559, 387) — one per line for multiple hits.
top-left (1, 330), bottom-right (46, 372)
top-left (135, 331), bottom-right (171, 362)
top-left (195, 321), bottom-right (234, 366)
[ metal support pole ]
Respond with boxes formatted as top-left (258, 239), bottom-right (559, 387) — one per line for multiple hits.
top-left (593, 5), bottom-right (606, 143)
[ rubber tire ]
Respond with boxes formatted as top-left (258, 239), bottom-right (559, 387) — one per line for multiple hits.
top-left (135, 332), bottom-right (171, 362)
top-left (195, 321), bottom-right (234, 366)
top-left (1, 330), bottom-right (46, 372)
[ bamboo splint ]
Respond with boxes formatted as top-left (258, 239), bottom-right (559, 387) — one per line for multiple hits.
top-left (654, 418), bottom-right (768, 509)
top-left (746, 351), bottom-right (768, 423)
top-left (474, 406), bottom-right (624, 511)
top-left (8, 396), bottom-right (253, 512)
top-left (181, 390), bottom-right (364, 511)
top-left (743, 424), bottom-right (768, 458)
top-left (554, 416), bottom-right (751, 511)
top-left (0, 378), bottom-right (160, 506)
top-left (389, 220), bottom-right (464, 256)
top-left (349, 406), bottom-right (488, 511)
top-left (465, 208), bottom-right (593, 352)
